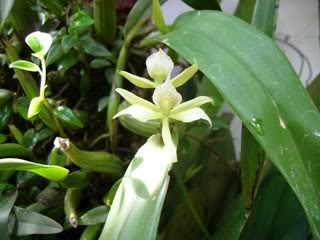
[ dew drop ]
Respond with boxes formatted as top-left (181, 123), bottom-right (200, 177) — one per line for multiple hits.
top-left (249, 117), bottom-right (265, 136)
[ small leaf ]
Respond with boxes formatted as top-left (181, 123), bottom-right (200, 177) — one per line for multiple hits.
top-left (104, 178), bottom-right (121, 206)
top-left (57, 50), bottom-right (79, 77)
top-left (61, 35), bottom-right (77, 54)
top-left (80, 36), bottom-right (113, 58)
top-left (54, 106), bottom-right (84, 128)
top-left (14, 97), bottom-right (33, 121)
top-left (9, 60), bottom-right (41, 72)
top-left (9, 125), bottom-right (24, 145)
top-left (0, 134), bottom-right (6, 144)
top-left (0, 0), bottom-right (14, 31)
top-left (0, 103), bottom-right (12, 129)
top-left (23, 128), bottom-right (55, 149)
top-left (98, 96), bottom-right (109, 112)
top-left (0, 89), bottom-right (13, 105)
top-left (70, 11), bottom-right (93, 28)
top-left (79, 206), bottom-right (110, 225)
top-left (28, 97), bottom-right (43, 118)
top-left (152, 0), bottom-right (169, 33)
top-left (25, 31), bottom-right (53, 58)
top-left (0, 191), bottom-right (17, 240)
top-left (0, 158), bottom-right (69, 181)
top-left (46, 43), bottom-right (64, 66)
top-left (90, 58), bottom-right (111, 69)
top-left (13, 206), bottom-right (63, 236)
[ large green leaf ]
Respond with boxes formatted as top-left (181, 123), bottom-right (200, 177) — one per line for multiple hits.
top-left (0, 0), bottom-right (14, 31)
top-left (160, 10), bottom-right (320, 237)
top-left (99, 134), bottom-right (171, 240)
top-left (0, 191), bottom-right (17, 240)
top-left (0, 158), bottom-right (69, 181)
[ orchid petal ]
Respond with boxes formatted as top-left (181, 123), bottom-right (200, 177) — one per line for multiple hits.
top-left (116, 88), bottom-right (159, 112)
top-left (161, 118), bottom-right (177, 163)
top-left (171, 63), bottom-right (198, 88)
top-left (119, 71), bottom-right (156, 88)
top-left (171, 96), bottom-right (213, 114)
top-left (170, 107), bottom-right (212, 126)
top-left (113, 105), bottom-right (162, 122)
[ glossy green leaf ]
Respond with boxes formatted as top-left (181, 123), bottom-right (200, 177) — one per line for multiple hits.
top-left (54, 106), bottom-right (84, 128)
top-left (0, 89), bottom-right (13, 105)
top-left (0, 191), bottom-right (17, 240)
top-left (308, 74), bottom-right (320, 110)
top-left (80, 224), bottom-right (102, 240)
top-left (181, 0), bottom-right (221, 10)
top-left (13, 97), bottom-right (30, 121)
top-left (90, 59), bottom-right (111, 69)
top-left (235, 0), bottom-right (256, 23)
top-left (152, 0), bottom-right (168, 33)
top-left (46, 43), bottom-right (64, 66)
top-left (79, 206), bottom-right (109, 225)
top-left (0, 158), bottom-right (69, 181)
top-left (9, 60), bottom-right (41, 72)
top-left (0, 134), bottom-right (6, 144)
top-left (25, 31), bottom-right (53, 58)
top-left (70, 11), bottom-right (94, 28)
top-left (124, 0), bottom-right (166, 35)
top-left (61, 35), bottom-right (77, 54)
top-left (61, 170), bottom-right (89, 189)
top-left (240, 125), bottom-right (263, 209)
top-left (0, 0), bottom-right (14, 31)
top-left (57, 50), bottom-right (79, 77)
top-left (240, 169), bottom-right (309, 240)
top-left (28, 96), bottom-right (43, 118)
top-left (98, 96), bottom-right (109, 112)
top-left (40, 0), bottom-right (66, 18)
top-left (104, 178), bottom-right (121, 206)
top-left (99, 134), bottom-right (171, 240)
top-left (0, 103), bottom-right (12, 129)
top-left (23, 128), bottom-right (54, 149)
top-left (160, 11), bottom-right (320, 237)
top-left (0, 143), bottom-right (31, 158)
top-left (80, 36), bottom-right (113, 58)
top-left (13, 206), bottom-right (63, 235)
top-left (8, 125), bottom-right (23, 145)
top-left (252, 0), bottom-right (279, 38)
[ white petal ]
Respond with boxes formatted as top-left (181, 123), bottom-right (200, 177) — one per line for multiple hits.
top-left (170, 107), bottom-right (212, 126)
top-left (113, 105), bottom-right (162, 122)
top-left (146, 49), bottom-right (174, 83)
top-left (152, 81), bottom-right (182, 116)
top-left (116, 88), bottom-right (159, 112)
top-left (171, 96), bottom-right (213, 114)
top-left (25, 31), bottom-right (52, 58)
top-left (119, 71), bottom-right (156, 88)
top-left (171, 63), bottom-right (198, 88)
top-left (161, 118), bottom-right (177, 163)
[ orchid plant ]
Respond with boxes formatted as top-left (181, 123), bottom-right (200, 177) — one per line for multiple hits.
top-left (114, 49), bottom-right (213, 163)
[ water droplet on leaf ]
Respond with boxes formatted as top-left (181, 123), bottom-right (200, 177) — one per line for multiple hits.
top-left (249, 117), bottom-right (265, 136)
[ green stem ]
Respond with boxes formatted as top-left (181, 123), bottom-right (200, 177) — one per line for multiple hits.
top-left (107, 20), bottom-right (146, 149)
top-left (174, 169), bottom-right (211, 240)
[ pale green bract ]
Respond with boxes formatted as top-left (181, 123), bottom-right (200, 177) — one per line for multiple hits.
top-left (114, 49), bottom-right (213, 163)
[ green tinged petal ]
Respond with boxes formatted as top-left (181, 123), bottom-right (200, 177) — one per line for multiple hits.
top-left (171, 63), bottom-right (198, 88)
top-left (113, 105), bottom-right (162, 122)
top-left (161, 118), bottom-right (177, 163)
top-left (119, 71), bottom-right (156, 88)
top-left (170, 107), bottom-right (212, 126)
top-left (116, 88), bottom-right (159, 112)
top-left (171, 96), bottom-right (213, 114)
top-left (9, 60), bottom-right (41, 73)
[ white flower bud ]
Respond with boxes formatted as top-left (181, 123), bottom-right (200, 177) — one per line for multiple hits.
top-left (146, 49), bottom-right (174, 84)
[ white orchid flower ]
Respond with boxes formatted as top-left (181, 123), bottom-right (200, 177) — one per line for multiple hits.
top-left (119, 49), bottom-right (198, 88)
top-left (113, 80), bottom-right (213, 163)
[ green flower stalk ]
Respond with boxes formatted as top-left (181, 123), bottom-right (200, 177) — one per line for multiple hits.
top-left (114, 49), bottom-right (213, 162)
top-left (9, 31), bottom-right (53, 118)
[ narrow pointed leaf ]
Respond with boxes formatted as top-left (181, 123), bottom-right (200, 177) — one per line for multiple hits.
top-left (13, 206), bottom-right (63, 235)
top-left (9, 60), bottom-right (41, 72)
top-left (152, 0), bottom-right (169, 33)
top-left (160, 11), bottom-right (320, 237)
top-left (0, 158), bottom-right (69, 181)
top-left (0, 191), bottom-right (17, 240)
